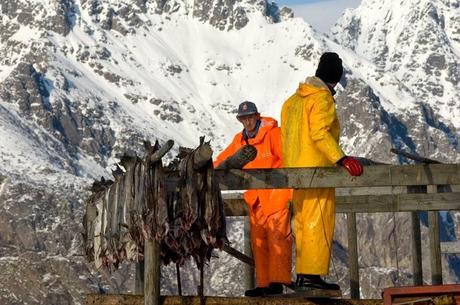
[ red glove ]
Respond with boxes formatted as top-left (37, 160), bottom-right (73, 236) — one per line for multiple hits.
top-left (338, 156), bottom-right (363, 176)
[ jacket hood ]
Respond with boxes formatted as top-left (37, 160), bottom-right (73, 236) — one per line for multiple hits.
top-left (296, 76), bottom-right (331, 97)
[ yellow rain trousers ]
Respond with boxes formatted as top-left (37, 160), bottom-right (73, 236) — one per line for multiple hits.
top-left (281, 76), bottom-right (345, 275)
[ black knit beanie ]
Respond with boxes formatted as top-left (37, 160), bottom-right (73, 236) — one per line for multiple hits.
top-left (315, 52), bottom-right (343, 83)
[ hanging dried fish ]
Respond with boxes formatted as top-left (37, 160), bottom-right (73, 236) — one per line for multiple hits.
top-left (82, 177), bottom-right (113, 269)
top-left (119, 155), bottom-right (138, 262)
top-left (160, 138), bottom-right (228, 269)
top-left (83, 139), bottom-right (173, 269)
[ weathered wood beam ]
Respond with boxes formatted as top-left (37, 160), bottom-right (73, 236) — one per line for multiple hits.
top-left (338, 192), bottom-right (460, 213)
top-left (135, 261), bottom-right (144, 294)
top-left (87, 295), bottom-right (383, 305)
top-left (406, 186), bottom-right (423, 286)
top-left (410, 211), bottom-right (423, 286)
top-left (222, 244), bottom-right (255, 267)
top-left (243, 218), bottom-right (255, 290)
top-left (428, 186), bottom-right (442, 285)
top-left (336, 186), bottom-right (406, 196)
top-left (214, 164), bottom-right (460, 190)
top-left (222, 192), bottom-right (460, 216)
top-left (441, 242), bottom-right (460, 254)
top-left (347, 212), bottom-right (360, 299)
top-left (144, 240), bottom-right (160, 305)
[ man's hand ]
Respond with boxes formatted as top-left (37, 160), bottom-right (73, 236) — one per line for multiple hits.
top-left (338, 156), bottom-right (363, 176)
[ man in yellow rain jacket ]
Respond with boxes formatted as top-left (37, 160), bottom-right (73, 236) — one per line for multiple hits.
top-left (214, 101), bottom-right (292, 297)
top-left (281, 52), bottom-right (363, 290)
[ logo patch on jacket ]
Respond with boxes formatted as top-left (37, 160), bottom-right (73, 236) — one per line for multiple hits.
top-left (262, 151), bottom-right (272, 158)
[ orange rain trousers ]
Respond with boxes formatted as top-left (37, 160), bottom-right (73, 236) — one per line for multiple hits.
top-left (250, 202), bottom-right (293, 287)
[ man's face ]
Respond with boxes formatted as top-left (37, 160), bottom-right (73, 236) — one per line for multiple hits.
top-left (237, 113), bottom-right (260, 133)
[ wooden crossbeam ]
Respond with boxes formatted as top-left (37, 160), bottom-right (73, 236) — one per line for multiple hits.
top-left (214, 164), bottom-right (460, 190)
top-left (222, 192), bottom-right (460, 216)
top-left (441, 241), bottom-right (460, 254)
top-left (86, 295), bottom-right (382, 305)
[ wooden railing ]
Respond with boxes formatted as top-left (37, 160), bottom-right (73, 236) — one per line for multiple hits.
top-left (133, 163), bottom-right (460, 304)
top-left (215, 164), bottom-right (460, 299)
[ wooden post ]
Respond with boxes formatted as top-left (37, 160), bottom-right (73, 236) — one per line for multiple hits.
top-left (244, 217), bottom-right (255, 290)
top-left (407, 186), bottom-right (424, 286)
top-left (144, 239), bottom-right (160, 305)
top-left (428, 185), bottom-right (442, 285)
top-left (135, 261), bottom-right (144, 294)
top-left (176, 263), bottom-right (182, 296)
top-left (410, 211), bottom-right (423, 285)
top-left (347, 212), bottom-right (360, 299)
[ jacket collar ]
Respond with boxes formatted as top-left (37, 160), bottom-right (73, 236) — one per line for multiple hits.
top-left (240, 117), bottom-right (277, 144)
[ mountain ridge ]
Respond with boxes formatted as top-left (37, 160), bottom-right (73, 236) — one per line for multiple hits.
top-left (0, 0), bottom-right (459, 303)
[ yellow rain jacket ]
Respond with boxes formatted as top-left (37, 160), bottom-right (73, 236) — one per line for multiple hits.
top-left (281, 76), bottom-right (344, 275)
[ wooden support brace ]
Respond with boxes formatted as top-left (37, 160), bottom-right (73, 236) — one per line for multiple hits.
top-left (221, 192), bottom-right (460, 216)
top-left (407, 186), bottom-right (424, 286)
top-left (222, 244), bottom-right (255, 267)
top-left (243, 218), bottom-right (255, 290)
top-left (347, 212), bottom-right (360, 299)
top-left (427, 185), bottom-right (442, 285)
top-left (144, 240), bottom-right (160, 305)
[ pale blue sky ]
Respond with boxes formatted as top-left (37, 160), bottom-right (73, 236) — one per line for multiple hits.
top-left (276, 0), bottom-right (362, 33)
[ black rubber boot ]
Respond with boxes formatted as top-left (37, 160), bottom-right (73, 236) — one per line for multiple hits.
top-left (266, 283), bottom-right (284, 295)
top-left (244, 287), bottom-right (267, 297)
top-left (295, 274), bottom-right (340, 290)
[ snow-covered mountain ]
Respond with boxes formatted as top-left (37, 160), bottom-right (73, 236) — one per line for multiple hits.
top-left (0, 0), bottom-right (459, 303)
top-left (330, 0), bottom-right (460, 161)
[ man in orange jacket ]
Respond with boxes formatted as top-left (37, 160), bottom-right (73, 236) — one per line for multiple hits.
top-left (214, 101), bottom-right (292, 297)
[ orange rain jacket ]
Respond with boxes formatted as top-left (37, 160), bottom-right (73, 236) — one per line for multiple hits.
top-left (214, 117), bottom-right (292, 216)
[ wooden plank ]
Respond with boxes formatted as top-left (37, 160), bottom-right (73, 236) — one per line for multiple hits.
top-left (86, 295), bottom-right (384, 305)
top-left (144, 240), bottom-right (160, 305)
top-left (223, 186), bottom-right (460, 197)
top-left (135, 262), bottom-right (144, 294)
top-left (244, 217), bottom-right (255, 290)
top-left (427, 185), bottom-right (442, 285)
top-left (336, 186), bottom-right (406, 196)
top-left (224, 196), bottom-right (248, 216)
top-left (407, 186), bottom-right (424, 286)
top-left (222, 244), bottom-right (255, 267)
top-left (277, 289), bottom-right (342, 298)
top-left (441, 242), bottom-right (460, 254)
top-left (410, 212), bottom-right (423, 286)
top-left (335, 193), bottom-right (460, 213)
top-left (214, 164), bottom-right (460, 190)
top-left (222, 192), bottom-right (460, 216)
top-left (347, 212), bottom-right (360, 299)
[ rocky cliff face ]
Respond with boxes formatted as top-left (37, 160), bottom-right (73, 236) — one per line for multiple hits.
top-left (0, 0), bottom-right (459, 303)
top-left (329, 0), bottom-right (460, 297)
top-left (331, 0), bottom-right (460, 162)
